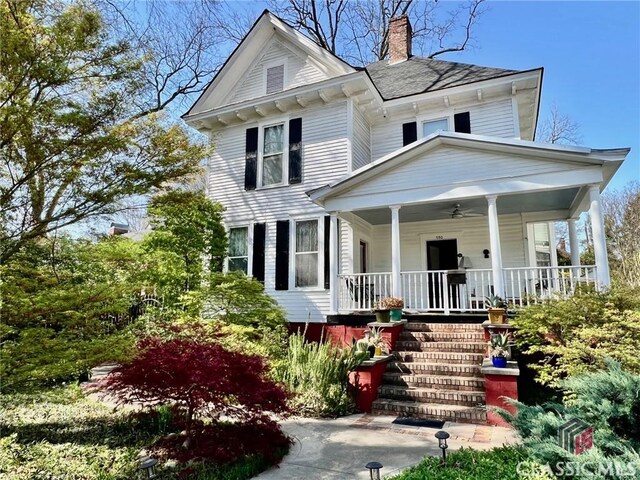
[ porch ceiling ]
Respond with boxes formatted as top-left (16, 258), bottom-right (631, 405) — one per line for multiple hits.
top-left (353, 187), bottom-right (580, 225)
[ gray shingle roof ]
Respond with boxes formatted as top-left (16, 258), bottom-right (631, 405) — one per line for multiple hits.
top-left (365, 57), bottom-right (519, 100)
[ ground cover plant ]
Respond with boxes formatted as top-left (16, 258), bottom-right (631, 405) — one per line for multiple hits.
top-left (0, 385), bottom-right (289, 479)
top-left (500, 361), bottom-right (640, 479)
top-left (274, 331), bottom-right (368, 417)
top-left (388, 446), bottom-right (552, 480)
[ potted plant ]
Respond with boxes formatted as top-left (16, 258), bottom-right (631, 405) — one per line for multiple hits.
top-left (368, 327), bottom-right (386, 357)
top-left (384, 297), bottom-right (404, 321)
top-left (484, 295), bottom-right (506, 324)
top-left (489, 333), bottom-right (510, 368)
top-left (356, 338), bottom-right (372, 359)
top-left (373, 298), bottom-right (391, 323)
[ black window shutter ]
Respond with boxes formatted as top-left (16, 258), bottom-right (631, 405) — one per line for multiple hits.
top-left (252, 223), bottom-right (266, 282)
top-left (275, 220), bottom-right (289, 290)
top-left (454, 112), bottom-right (471, 134)
top-left (288, 118), bottom-right (303, 184)
top-left (323, 216), bottom-right (331, 289)
top-left (402, 122), bottom-right (417, 146)
top-left (244, 127), bottom-right (258, 190)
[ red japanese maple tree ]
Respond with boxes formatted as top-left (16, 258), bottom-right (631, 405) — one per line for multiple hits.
top-left (101, 337), bottom-right (289, 432)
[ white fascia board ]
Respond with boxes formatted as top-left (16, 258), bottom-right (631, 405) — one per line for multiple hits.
top-left (322, 167), bottom-right (604, 212)
top-left (184, 71), bottom-right (366, 124)
top-left (381, 69), bottom-right (543, 108)
top-left (310, 131), bottom-right (627, 204)
top-left (268, 14), bottom-right (355, 76)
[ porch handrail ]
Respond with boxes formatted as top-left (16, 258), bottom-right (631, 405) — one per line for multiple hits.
top-left (502, 265), bottom-right (597, 304)
top-left (337, 272), bottom-right (392, 312)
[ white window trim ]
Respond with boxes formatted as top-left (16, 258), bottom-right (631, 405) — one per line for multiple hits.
top-left (263, 60), bottom-right (287, 95)
top-left (257, 118), bottom-right (289, 189)
top-left (289, 216), bottom-right (324, 291)
top-left (225, 224), bottom-right (253, 276)
top-left (418, 111), bottom-right (454, 139)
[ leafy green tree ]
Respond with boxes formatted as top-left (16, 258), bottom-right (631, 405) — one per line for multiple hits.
top-left (0, 0), bottom-right (207, 262)
top-left (144, 191), bottom-right (227, 295)
top-left (0, 236), bottom-right (147, 391)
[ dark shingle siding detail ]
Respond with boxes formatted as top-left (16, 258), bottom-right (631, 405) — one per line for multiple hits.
top-left (365, 57), bottom-right (519, 100)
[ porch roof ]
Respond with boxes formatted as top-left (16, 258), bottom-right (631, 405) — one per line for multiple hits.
top-left (308, 132), bottom-right (628, 215)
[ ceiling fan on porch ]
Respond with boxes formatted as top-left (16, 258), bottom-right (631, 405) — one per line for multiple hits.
top-left (443, 204), bottom-right (483, 219)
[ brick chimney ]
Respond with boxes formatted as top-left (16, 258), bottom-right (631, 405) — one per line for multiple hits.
top-left (388, 15), bottom-right (412, 64)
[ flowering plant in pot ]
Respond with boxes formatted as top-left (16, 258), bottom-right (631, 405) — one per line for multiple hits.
top-left (484, 295), bottom-right (506, 324)
top-left (373, 298), bottom-right (391, 323)
top-left (489, 333), bottom-right (511, 368)
top-left (383, 297), bottom-right (404, 321)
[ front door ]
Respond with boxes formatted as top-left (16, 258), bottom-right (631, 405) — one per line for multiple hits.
top-left (426, 239), bottom-right (459, 309)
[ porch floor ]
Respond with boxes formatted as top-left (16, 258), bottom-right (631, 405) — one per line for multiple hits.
top-left (327, 312), bottom-right (487, 325)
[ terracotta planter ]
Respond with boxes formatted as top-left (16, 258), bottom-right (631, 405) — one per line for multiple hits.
top-left (374, 310), bottom-right (391, 323)
top-left (390, 308), bottom-right (403, 321)
top-left (487, 308), bottom-right (506, 324)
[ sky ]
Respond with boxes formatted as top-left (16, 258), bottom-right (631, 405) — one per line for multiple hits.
top-left (439, 0), bottom-right (640, 191)
top-left (231, 0), bottom-right (639, 192)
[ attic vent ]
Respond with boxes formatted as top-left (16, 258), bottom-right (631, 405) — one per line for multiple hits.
top-left (266, 64), bottom-right (285, 94)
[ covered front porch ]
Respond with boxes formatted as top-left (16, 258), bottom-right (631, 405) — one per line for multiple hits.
top-left (311, 132), bottom-right (626, 315)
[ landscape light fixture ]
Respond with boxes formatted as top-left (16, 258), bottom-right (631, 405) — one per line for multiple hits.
top-left (138, 457), bottom-right (158, 479)
top-left (365, 461), bottom-right (383, 480)
top-left (435, 430), bottom-right (450, 463)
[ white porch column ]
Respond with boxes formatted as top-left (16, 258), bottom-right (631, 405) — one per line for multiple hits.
top-left (568, 218), bottom-right (580, 266)
top-left (548, 222), bottom-right (559, 268)
top-left (390, 205), bottom-right (402, 297)
top-left (329, 213), bottom-right (339, 314)
top-left (589, 185), bottom-right (611, 287)
top-left (486, 195), bottom-right (505, 298)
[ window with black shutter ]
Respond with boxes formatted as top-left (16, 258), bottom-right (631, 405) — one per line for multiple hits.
top-left (454, 112), bottom-right (471, 134)
top-left (288, 118), bottom-right (302, 184)
top-left (244, 127), bottom-right (258, 190)
top-left (275, 220), bottom-right (289, 290)
top-left (252, 223), bottom-right (266, 282)
top-left (402, 122), bottom-right (417, 146)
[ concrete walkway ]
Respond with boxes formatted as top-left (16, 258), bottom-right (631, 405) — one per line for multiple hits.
top-left (256, 414), bottom-right (518, 479)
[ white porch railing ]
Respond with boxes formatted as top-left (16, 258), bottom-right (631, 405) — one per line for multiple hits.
top-left (402, 269), bottom-right (493, 313)
top-left (338, 272), bottom-right (392, 311)
top-left (337, 266), bottom-right (597, 313)
top-left (502, 266), bottom-right (597, 305)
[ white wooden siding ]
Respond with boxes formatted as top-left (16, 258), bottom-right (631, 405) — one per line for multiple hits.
top-left (208, 102), bottom-right (349, 322)
top-left (370, 99), bottom-right (518, 162)
top-left (230, 40), bottom-right (329, 105)
top-left (462, 99), bottom-right (515, 138)
top-left (340, 146), bottom-right (582, 200)
top-left (352, 107), bottom-right (371, 170)
top-left (368, 214), bottom-right (526, 274)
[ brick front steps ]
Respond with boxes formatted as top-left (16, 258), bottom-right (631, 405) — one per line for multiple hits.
top-left (372, 322), bottom-right (488, 425)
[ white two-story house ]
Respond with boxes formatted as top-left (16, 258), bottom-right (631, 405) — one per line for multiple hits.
top-left (183, 11), bottom-right (628, 323)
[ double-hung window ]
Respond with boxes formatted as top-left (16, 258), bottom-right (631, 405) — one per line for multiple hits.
top-left (262, 123), bottom-right (285, 186)
top-left (228, 227), bottom-right (249, 273)
top-left (295, 220), bottom-right (318, 287)
top-left (422, 118), bottom-right (449, 137)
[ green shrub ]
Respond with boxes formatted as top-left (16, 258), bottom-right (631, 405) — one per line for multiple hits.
top-left (500, 361), bottom-right (640, 478)
top-left (275, 332), bottom-right (368, 417)
top-left (511, 288), bottom-right (640, 387)
top-left (389, 446), bottom-right (553, 480)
